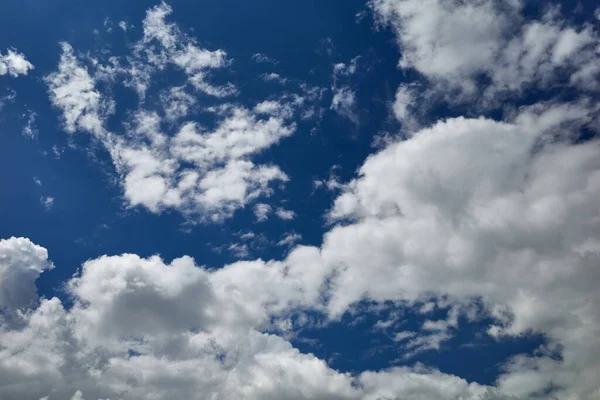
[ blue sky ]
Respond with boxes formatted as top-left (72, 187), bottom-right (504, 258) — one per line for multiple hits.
top-left (1, 1), bottom-right (599, 399)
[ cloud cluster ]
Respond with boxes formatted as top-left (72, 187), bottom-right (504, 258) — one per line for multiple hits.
top-left (370, 0), bottom-right (600, 123)
top-left (0, 49), bottom-right (33, 77)
top-left (6, 1), bottom-right (600, 399)
top-left (0, 240), bottom-right (513, 400)
top-left (0, 237), bottom-right (52, 312)
top-left (45, 3), bottom-right (310, 222)
top-left (3, 98), bottom-right (600, 398)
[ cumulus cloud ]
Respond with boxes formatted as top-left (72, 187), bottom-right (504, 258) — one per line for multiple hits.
top-left (24, 1), bottom-right (600, 399)
top-left (0, 49), bottom-right (33, 77)
top-left (320, 102), bottom-right (600, 399)
top-left (371, 0), bottom-right (600, 109)
top-left (0, 239), bottom-right (516, 400)
top-left (5, 100), bottom-right (600, 398)
top-left (0, 237), bottom-right (52, 311)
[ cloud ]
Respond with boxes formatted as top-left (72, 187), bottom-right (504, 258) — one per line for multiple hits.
top-left (134, 2), bottom-right (234, 97)
top-left (275, 207), bottom-right (296, 221)
top-left (0, 240), bottom-right (516, 400)
top-left (0, 237), bottom-right (52, 312)
top-left (160, 86), bottom-right (197, 121)
top-left (44, 4), bottom-right (314, 223)
top-left (40, 196), bottom-right (55, 211)
top-left (277, 232), bottom-right (302, 247)
top-left (330, 86), bottom-right (358, 124)
top-left (25, 1), bottom-right (600, 399)
top-left (330, 58), bottom-right (360, 124)
top-left (21, 109), bottom-right (38, 139)
top-left (371, 0), bottom-right (600, 108)
top-left (320, 102), bottom-right (600, 398)
top-left (33, 177), bottom-right (42, 186)
top-left (45, 42), bottom-right (112, 137)
top-left (261, 72), bottom-right (288, 84)
top-left (0, 49), bottom-right (34, 77)
top-left (254, 203), bottom-right (272, 222)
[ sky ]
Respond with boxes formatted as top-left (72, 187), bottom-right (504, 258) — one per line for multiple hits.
top-left (0, 0), bottom-right (599, 399)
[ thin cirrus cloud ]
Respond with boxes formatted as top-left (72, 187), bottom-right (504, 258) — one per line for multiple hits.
top-left (1, 0), bottom-right (600, 400)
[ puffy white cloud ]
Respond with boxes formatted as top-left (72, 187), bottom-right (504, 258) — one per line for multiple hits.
top-left (2, 239), bottom-right (512, 400)
top-left (318, 102), bottom-right (600, 398)
top-left (371, 0), bottom-right (600, 107)
top-left (0, 237), bottom-right (52, 311)
top-left (45, 43), bottom-right (112, 137)
top-left (31, 1), bottom-right (600, 399)
top-left (275, 207), bottom-right (296, 221)
top-left (0, 49), bottom-right (33, 77)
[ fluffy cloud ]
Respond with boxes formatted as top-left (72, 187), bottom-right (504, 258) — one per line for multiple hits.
top-left (44, 4), bottom-right (310, 223)
top-left (0, 49), bottom-right (33, 77)
top-left (22, 1), bottom-right (600, 399)
top-left (4, 99), bottom-right (599, 397)
top-left (0, 239), bottom-right (517, 400)
top-left (319, 102), bottom-right (600, 398)
top-left (45, 42), bottom-right (112, 137)
top-left (0, 237), bottom-right (52, 311)
top-left (371, 0), bottom-right (600, 104)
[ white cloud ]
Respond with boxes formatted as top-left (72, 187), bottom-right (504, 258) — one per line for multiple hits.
top-left (228, 242), bottom-right (250, 259)
top-left (45, 4), bottom-right (306, 223)
top-left (29, 2), bottom-right (600, 399)
top-left (160, 86), bottom-right (196, 121)
top-left (0, 240), bottom-right (519, 400)
top-left (40, 196), bottom-right (54, 211)
top-left (254, 203), bottom-right (272, 222)
top-left (21, 109), bottom-right (38, 139)
top-left (251, 53), bottom-right (278, 65)
top-left (135, 2), bottom-right (234, 97)
top-left (261, 72), bottom-right (288, 84)
top-left (371, 0), bottom-right (600, 105)
top-left (45, 42), bottom-right (112, 137)
top-left (320, 102), bottom-right (600, 398)
top-left (332, 57), bottom-right (359, 78)
top-left (0, 237), bottom-right (52, 311)
top-left (277, 232), bottom-right (302, 247)
top-left (0, 49), bottom-right (34, 77)
top-left (275, 207), bottom-right (296, 221)
top-left (33, 177), bottom-right (42, 186)
top-left (330, 86), bottom-right (358, 124)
